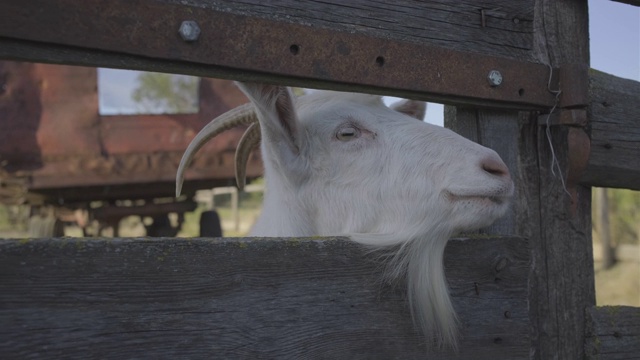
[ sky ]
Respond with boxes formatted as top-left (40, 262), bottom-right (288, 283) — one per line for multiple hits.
top-left (589, 0), bottom-right (640, 82)
top-left (98, 68), bottom-right (146, 115)
top-left (99, 1), bottom-right (639, 124)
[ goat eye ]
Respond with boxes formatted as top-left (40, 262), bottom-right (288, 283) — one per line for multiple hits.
top-left (336, 126), bottom-right (360, 141)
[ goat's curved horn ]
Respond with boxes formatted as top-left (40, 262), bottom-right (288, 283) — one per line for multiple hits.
top-left (234, 122), bottom-right (262, 191)
top-left (176, 103), bottom-right (257, 197)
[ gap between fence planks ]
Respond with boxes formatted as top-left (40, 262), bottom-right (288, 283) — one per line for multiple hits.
top-left (1, 236), bottom-right (529, 360)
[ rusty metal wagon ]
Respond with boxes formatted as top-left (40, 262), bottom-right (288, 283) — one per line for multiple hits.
top-left (0, 61), bottom-right (262, 236)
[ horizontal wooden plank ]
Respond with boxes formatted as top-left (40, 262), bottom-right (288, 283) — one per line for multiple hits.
top-left (179, 0), bottom-right (536, 60)
top-left (585, 306), bottom-right (640, 360)
top-left (0, 0), bottom-right (558, 109)
top-left (0, 236), bottom-right (530, 359)
top-left (582, 71), bottom-right (640, 190)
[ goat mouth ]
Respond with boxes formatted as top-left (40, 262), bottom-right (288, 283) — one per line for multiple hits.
top-left (488, 196), bottom-right (506, 205)
top-left (446, 192), bottom-right (508, 206)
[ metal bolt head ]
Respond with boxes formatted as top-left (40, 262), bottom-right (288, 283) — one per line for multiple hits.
top-left (487, 70), bottom-right (503, 87)
top-left (179, 21), bottom-right (200, 42)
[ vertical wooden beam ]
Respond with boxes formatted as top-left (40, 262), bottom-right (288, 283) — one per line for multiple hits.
top-left (444, 107), bottom-right (526, 236)
top-left (532, 122), bottom-right (594, 360)
top-left (446, 2), bottom-right (594, 358)
top-left (445, 109), bottom-right (544, 358)
top-left (531, 1), bottom-right (594, 359)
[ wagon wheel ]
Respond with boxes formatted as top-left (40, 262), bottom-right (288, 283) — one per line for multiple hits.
top-left (145, 213), bottom-right (179, 237)
top-left (199, 210), bottom-right (222, 237)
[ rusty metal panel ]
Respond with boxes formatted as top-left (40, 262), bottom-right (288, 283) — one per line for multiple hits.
top-left (0, 62), bottom-right (44, 170)
top-left (0, 61), bottom-right (262, 203)
top-left (99, 79), bottom-right (250, 155)
top-left (0, 0), bottom-right (557, 109)
top-left (35, 65), bottom-right (102, 157)
top-left (0, 62), bottom-right (101, 169)
top-left (558, 64), bottom-right (590, 108)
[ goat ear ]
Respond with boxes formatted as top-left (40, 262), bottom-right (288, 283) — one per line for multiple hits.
top-left (234, 82), bottom-right (300, 154)
top-left (390, 99), bottom-right (426, 121)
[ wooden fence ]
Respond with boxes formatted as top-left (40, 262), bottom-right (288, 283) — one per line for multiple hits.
top-left (1, 237), bottom-right (530, 359)
top-left (0, 0), bottom-right (639, 359)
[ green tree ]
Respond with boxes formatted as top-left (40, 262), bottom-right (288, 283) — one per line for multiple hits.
top-left (593, 188), bottom-right (640, 245)
top-left (609, 189), bottom-right (640, 245)
top-left (132, 72), bottom-right (199, 114)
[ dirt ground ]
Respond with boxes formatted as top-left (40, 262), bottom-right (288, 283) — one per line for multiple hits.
top-left (593, 260), bottom-right (640, 306)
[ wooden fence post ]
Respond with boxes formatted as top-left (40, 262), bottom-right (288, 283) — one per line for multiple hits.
top-left (444, 108), bottom-right (529, 236)
top-left (447, 2), bottom-right (595, 358)
top-left (531, 1), bottom-right (595, 358)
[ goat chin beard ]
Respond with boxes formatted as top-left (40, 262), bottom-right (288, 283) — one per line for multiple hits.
top-left (350, 227), bottom-right (458, 351)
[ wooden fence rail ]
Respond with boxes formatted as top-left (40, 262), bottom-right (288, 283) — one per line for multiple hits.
top-left (585, 306), bottom-right (640, 360)
top-left (1, 236), bottom-right (530, 359)
top-left (1, 2), bottom-right (638, 190)
top-left (582, 70), bottom-right (640, 190)
top-left (0, 0), bottom-right (555, 109)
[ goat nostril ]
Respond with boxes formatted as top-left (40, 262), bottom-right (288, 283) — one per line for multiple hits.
top-left (482, 157), bottom-right (510, 178)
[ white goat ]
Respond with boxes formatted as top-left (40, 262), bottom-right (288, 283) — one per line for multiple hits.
top-left (176, 82), bottom-right (513, 350)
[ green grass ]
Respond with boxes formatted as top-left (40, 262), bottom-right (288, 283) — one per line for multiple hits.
top-left (0, 204), bottom-right (27, 235)
top-left (178, 199), bottom-right (262, 238)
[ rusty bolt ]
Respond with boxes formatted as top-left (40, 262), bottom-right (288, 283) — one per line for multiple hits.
top-left (179, 21), bottom-right (201, 42)
top-left (487, 70), bottom-right (503, 87)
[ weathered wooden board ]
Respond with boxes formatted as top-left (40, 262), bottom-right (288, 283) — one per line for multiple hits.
top-left (0, 236), bottom-right (530, 359)
top-left (585, 306), bottom-right (640, 360)
top-left (448, 106), bottom-right (598, 360)
top-left (177, 0), bottom-right (537, 61)
top-left (0, 0), bottom-right (558, 109)
top-left (582, 71), bottom-right (640, 190)
top-left (529, 1), bottom-right (595, 359)
top-left (444, 107), bottom-right (525, 235)
top-left (450, 2), bottom-right (598, 359)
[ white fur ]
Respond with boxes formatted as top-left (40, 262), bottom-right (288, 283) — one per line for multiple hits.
top-left (237, 82), bottom-right (514, 349)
